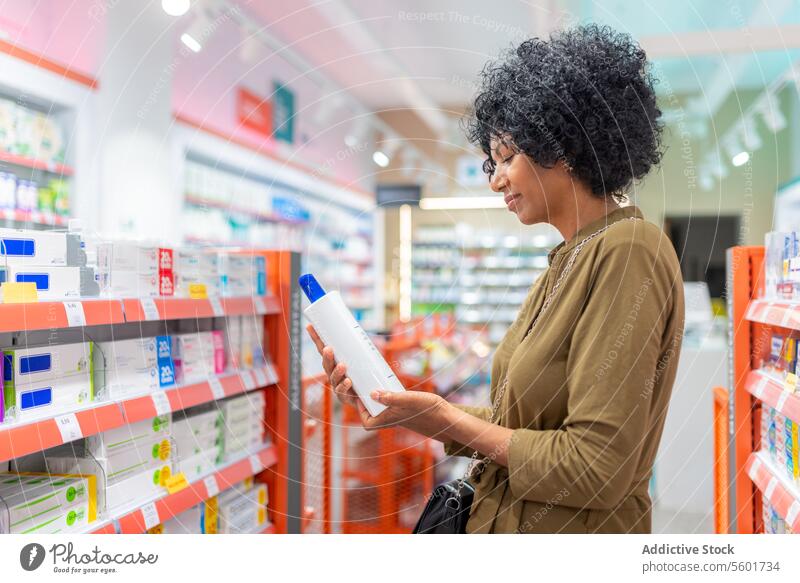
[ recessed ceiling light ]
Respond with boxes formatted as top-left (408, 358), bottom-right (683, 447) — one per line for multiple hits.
top-left (372, 151), bottom-right (390, 167)
top-left (180, 32), bottom-right (202, 53)
top-left (162, 0), bottom-right (191, 17)
top-left (732, 151), bottom-right (750, 167)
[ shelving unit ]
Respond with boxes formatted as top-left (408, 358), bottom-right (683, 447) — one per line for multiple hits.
top-left (0, 249), bottom-right (315, 535)
top-left (724, 245), bottom-right (800, 533)
top-left (412, 225), bottom-right (557, 346)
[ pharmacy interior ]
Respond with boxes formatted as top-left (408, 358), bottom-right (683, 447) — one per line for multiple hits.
top-left (0, 0), bottom-right (797, 536)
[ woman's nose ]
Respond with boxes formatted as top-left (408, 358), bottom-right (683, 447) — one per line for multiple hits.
top-left (489, 168), bottom-right (507, 193)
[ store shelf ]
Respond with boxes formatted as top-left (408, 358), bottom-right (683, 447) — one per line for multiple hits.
top-left (745, 299), bottom-right (800, 330)
top-left (746, 451), bottom-right (800, 532)
top-left (185, 193), bottom-right (306, 226)
top-left (0, 294), bottom-right (278, 333)
top-left (122, 295), bottom-right (280, 322)
top-left (88, 444), bottom-right (278, 534)
top-left (0, 364), bottom-right (279, 464)
top-left (0, 149), bottom-right (74, 176)
top-left (0, 208), bottom-right (69, 226)
top-left (0, 299), bottom-right (125, 333)
top-left (744, 369), bottom-right (800, 425)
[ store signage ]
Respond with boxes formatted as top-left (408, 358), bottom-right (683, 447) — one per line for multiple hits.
top-left (272, 196), bottom-right (310, 222)
top-left (236, 87), bottom-right (272, 139)
top-left (272, 81), bottom-right (295, 144)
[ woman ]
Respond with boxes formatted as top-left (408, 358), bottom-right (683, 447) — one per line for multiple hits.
top-left (308, 24), bottom-right (684, 534)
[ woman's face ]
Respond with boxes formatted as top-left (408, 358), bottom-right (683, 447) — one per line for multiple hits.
top-left (488, 139), bottom-right (568, 226)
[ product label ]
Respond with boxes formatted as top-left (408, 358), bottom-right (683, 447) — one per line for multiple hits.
top-left (209, 377), bottom-right (225, 400)
top-left (55, 413), bottom-right (82, 443)
top-left (203, 475), bottom-right (219, 498)
top-left (151, 392), bottom-right (171, 417)
top-left (241, 369), bottom-right (256, 391)
top-left (209, 297), bottom-right (224, 317)
top-left (249, 454), bottom-right (262, 475)
top-left (156, 336), bottom-right (176, 388)
top-left (63, 301), bottom-right (86, 327)
top-left (140, 297), bottom-right (160, 321)
top-left (141, 502), bottom-right (160, 530)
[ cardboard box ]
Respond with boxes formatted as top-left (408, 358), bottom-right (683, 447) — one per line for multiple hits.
top-left (86, 414), bottom-right (171, 458)
top-left (0, 473), bottom-right (96, 534)
top-left (104, 464), bottom-right (170, 511)
top-left (3, 343), bottom-right (94, 421)
top-left (97, 242), bottom-right (171, 273)
top-left (0, 229), bottom-right (84, 266)
top-left (96, 336), bottom-right (175, 398)
top-left (4, 342), bottom-right (92, 385)
top-left (172, 333), bottom-right (217, 385)
top-left (2, 266), bottom-right (98, 299)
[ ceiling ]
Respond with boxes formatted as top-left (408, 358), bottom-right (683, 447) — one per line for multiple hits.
top-left (231, 0), bottom-right (800, 140)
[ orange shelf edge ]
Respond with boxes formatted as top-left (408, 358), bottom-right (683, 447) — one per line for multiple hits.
top-left (745, 370), bottom-right (800, 425)
top-left (0, 366), bottom-right (277, 463)
top-left (746, 452), bottom-right (800, 532)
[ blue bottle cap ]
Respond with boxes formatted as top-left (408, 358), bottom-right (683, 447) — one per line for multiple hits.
top-left (298, 274), bottom-right (326, 303)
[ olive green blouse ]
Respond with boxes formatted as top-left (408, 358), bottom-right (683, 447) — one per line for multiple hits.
top-left (445, 205), bottom-right (685, 533)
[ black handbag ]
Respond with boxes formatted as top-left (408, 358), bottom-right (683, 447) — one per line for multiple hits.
top-left (412, 479), bottom-right (475, 534)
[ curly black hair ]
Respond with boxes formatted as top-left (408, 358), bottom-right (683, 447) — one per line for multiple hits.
top-left (465, 24), bottom-right (663, 201)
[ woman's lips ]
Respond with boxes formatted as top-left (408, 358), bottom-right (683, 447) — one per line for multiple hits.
top-left (504, 193), bottom-right (521, 209)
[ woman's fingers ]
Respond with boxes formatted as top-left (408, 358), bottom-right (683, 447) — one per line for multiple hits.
top-left (330, 362), bottom-right (347, 387)
top-left (333, 378), bottom-right (358, 406)
top-left (321, 347), bottom-right (336, 377)
top-left (306, 325), bottom-right (325, 354)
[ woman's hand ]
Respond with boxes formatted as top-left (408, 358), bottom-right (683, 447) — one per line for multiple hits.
top-left (358, 390), bottom-right (454, 440)
top-left (305, 324), bottom-right (455, 441)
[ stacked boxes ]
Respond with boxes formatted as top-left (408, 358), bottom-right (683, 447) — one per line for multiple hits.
top-left (96, 335), bottom-right (175, 399)
top-left (0, 472), bottom-right (96, 534)
top-left (174, 249), bottom-right (219, 298)
top-left (42, 429), bottom-right (174, 512)
top-left (218, 392), bottom-right (264, 459)
top-left (217, 480), bottom-right (269, 534)
top-left (172, 331), bottom-right (225, 385)
top-left (172, 407), bottom-right (223, 482)
top-left (0, 228), bottom-right (97, 299)
top-left (763, 500), bottom-right (795, 534)
top-left (96, 242), bottom-right (174, 297)
top-left (225, 316), bottom-right (265, 370)
top-left (2, 342), bottom-right (94, 422)
top-left (762, 405), bottom-right (799, 486)
top-left (218, 253), bottom-right (266, 297)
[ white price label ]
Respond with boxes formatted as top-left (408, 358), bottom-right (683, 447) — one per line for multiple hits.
top-left (209, 297), bottom-right (224, 317)
top-left (209, 377), bottom-right (225, 400)
top-left (141, 502), bottom-right (160, 530)
top-left (253, 367), bottom-right (267, 387)
top-left (63, 301), bottom-right (86, 327)
top-left (254, 296), bottom-right (267, 314)
top-left (140, 298), bottom-right (160, 321)
top-left (203, 475), bottom-right (219, 498)
top-left (55, 413), bottom-right (82, 443)
top-left (241, 370), bottom-right (256, 390)
top-left (151, 392), bottom-right (171, 416)
top-left (249, 454), bottom-right (262, 475)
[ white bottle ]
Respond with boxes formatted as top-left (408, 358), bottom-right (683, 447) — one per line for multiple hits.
top-left (300, 274), bottom-right (404, 416)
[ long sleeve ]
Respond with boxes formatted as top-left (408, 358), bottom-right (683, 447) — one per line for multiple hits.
top-left (443, 405), bottom-right (491, 457)
top-left (506, 241), bottom-right (675, 510)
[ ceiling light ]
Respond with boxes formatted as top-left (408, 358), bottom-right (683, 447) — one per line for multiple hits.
top-left (344, 134), bottom-right (360, 147)
top-left (181, 32), bottom-right (202, 52)
top-left (162, 0), bottom-right (190, 16)
top-left (732, 151), bottom-right (750, 167)
top-left (372, 151), bottom-right (390, 167)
